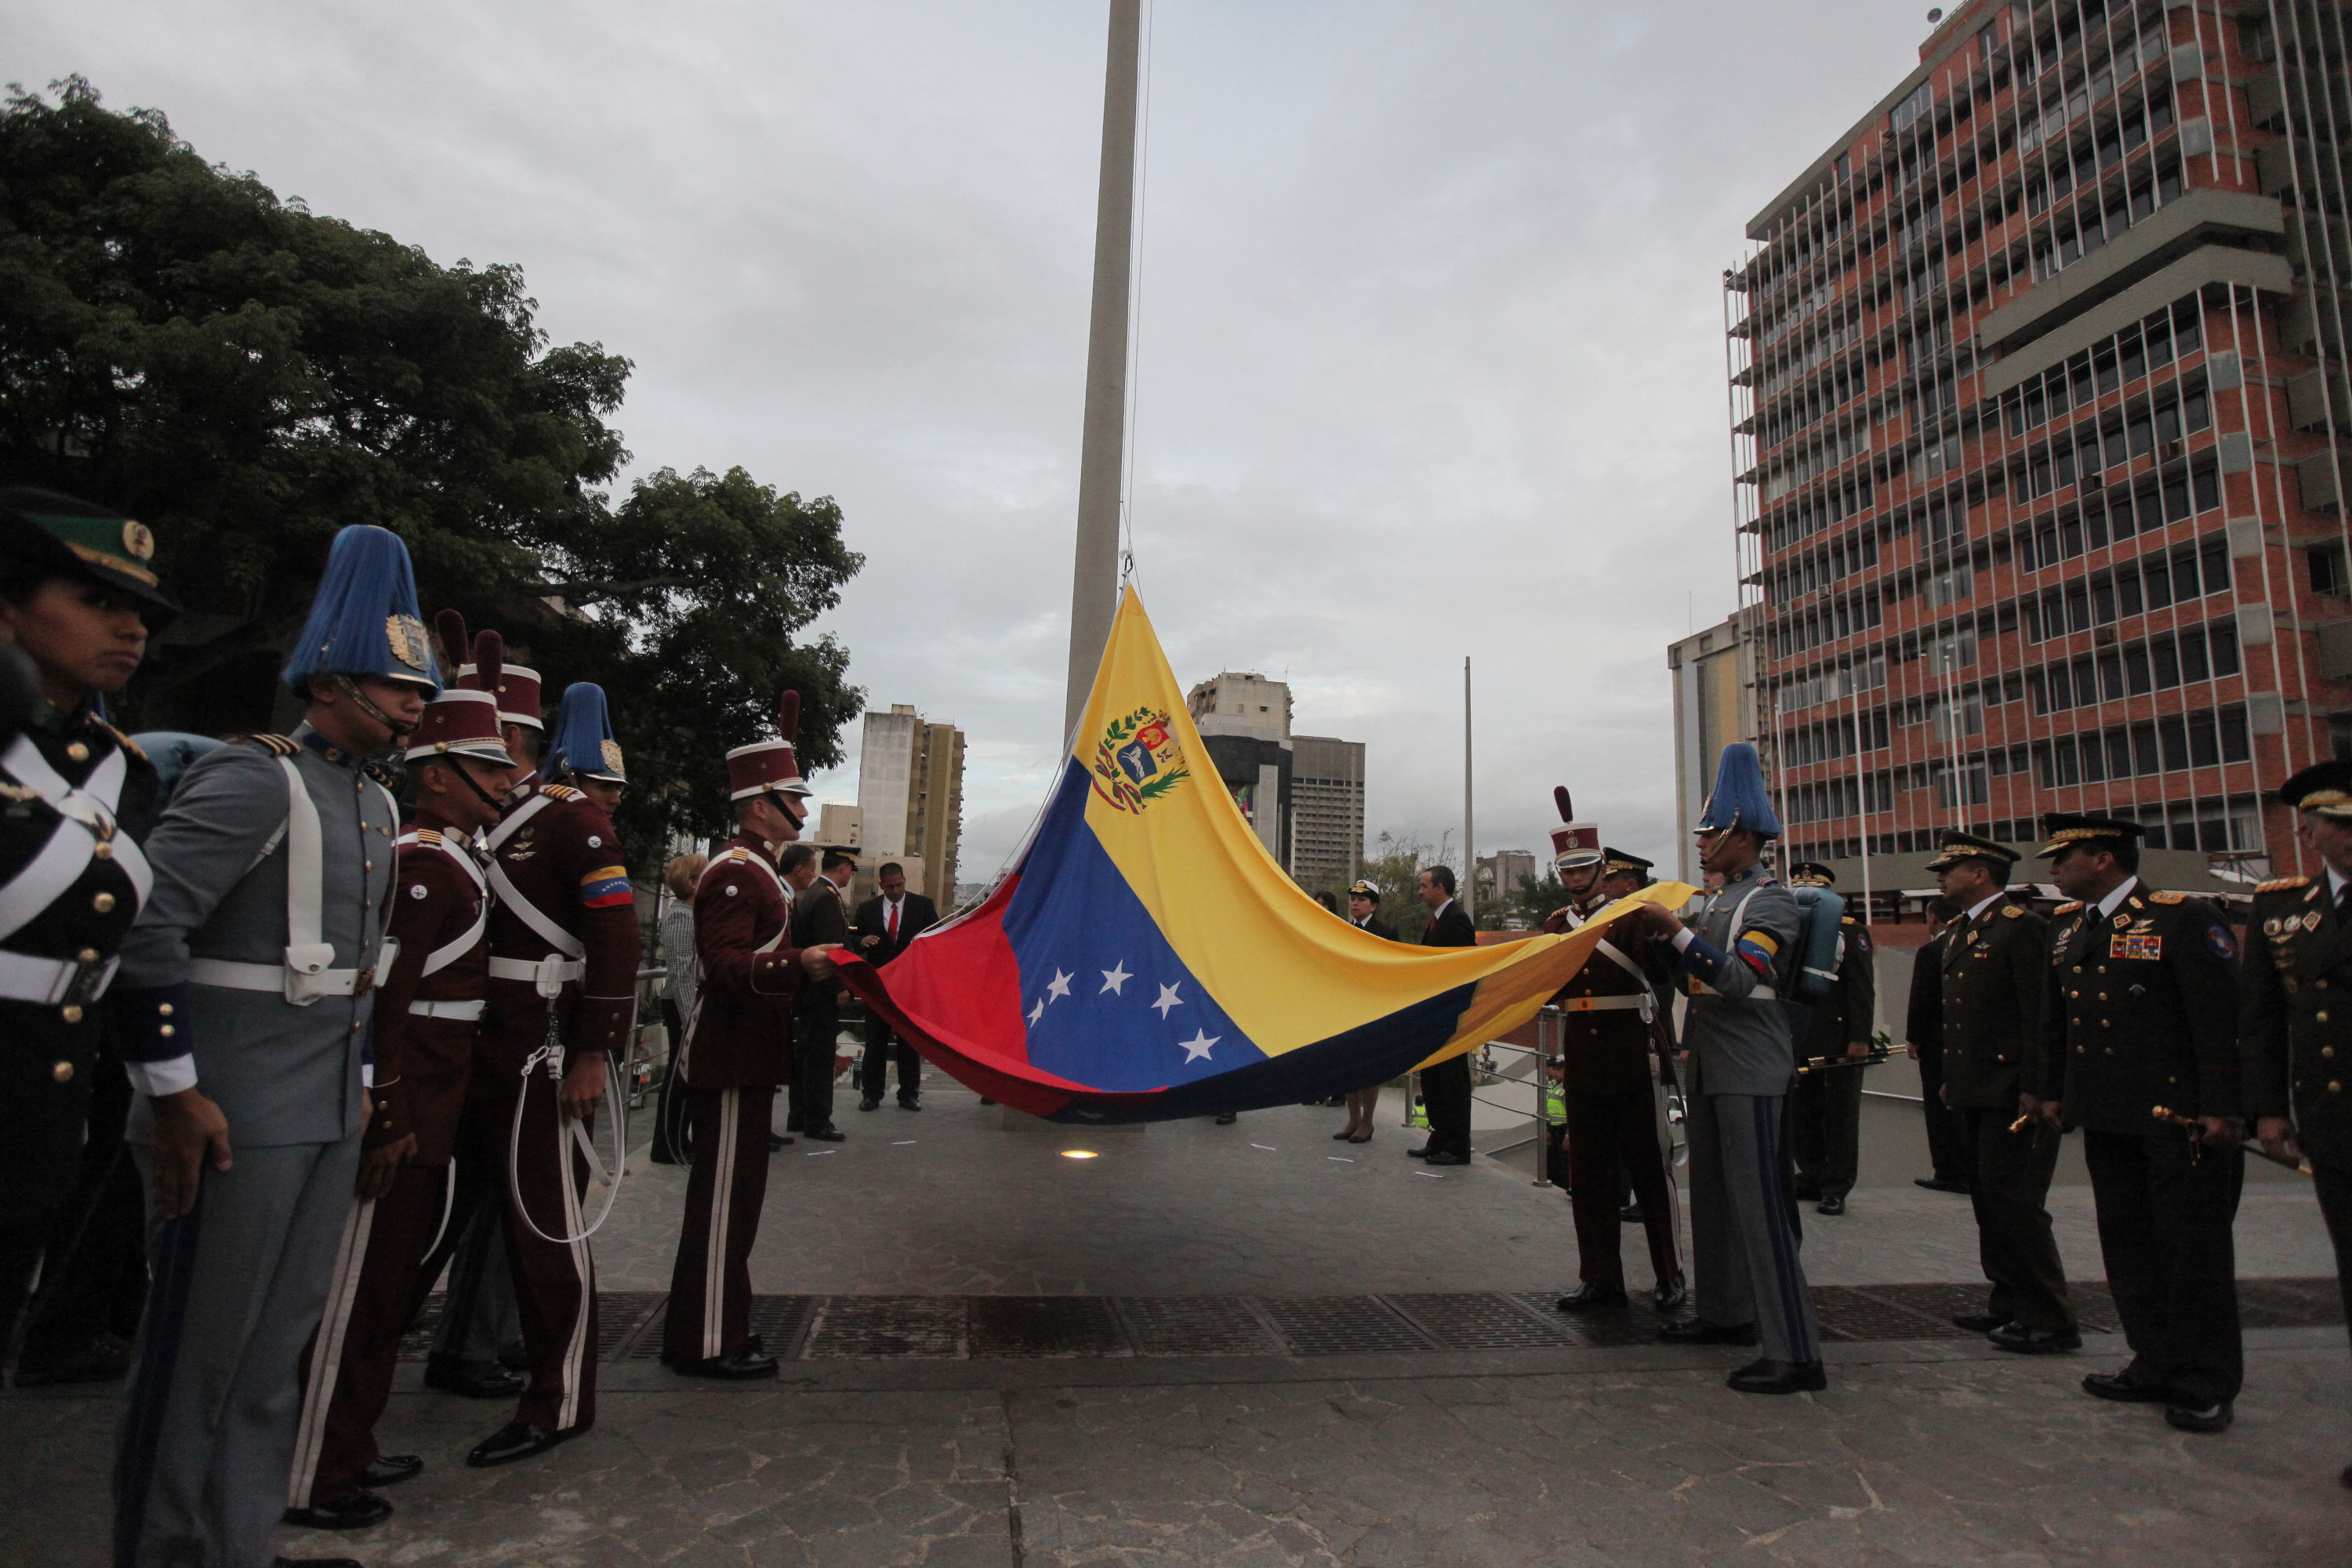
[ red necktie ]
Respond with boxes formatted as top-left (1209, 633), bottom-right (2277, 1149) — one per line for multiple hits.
top-left (887, 900), bottom-right (899, 940)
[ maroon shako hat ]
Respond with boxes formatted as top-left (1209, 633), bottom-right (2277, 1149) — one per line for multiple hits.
top-left (728, 690), bottom-right (815, 819)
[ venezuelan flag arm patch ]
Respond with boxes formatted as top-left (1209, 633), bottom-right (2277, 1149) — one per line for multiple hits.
top-left (1734, 928), bottom-right (1780, 980)
top-left (579, 866), bottom-right (633, 908)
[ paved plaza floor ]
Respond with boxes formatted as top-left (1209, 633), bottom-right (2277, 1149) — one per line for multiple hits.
top-left (6, 1078), bottom-right (2346, 1566)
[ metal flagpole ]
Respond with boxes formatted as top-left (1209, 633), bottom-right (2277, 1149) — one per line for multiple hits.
top-left (1462, 656), bottom-right (1475, 924)
top-left (1063, 0), bottom-right (1143, 739)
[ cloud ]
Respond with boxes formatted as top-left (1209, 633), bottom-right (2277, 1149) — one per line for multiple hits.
top-left (13, 0), bottom-right (1932, 873)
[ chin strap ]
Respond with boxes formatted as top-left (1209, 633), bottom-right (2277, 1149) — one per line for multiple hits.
top-left (328, 673), bottom-right (419, 742)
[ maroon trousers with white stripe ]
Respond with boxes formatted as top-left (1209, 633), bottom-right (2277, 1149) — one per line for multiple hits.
top-left (287, 1164), bottom-right (448, 1506)
top-left (664, 1087), bottom-right (775, 1363)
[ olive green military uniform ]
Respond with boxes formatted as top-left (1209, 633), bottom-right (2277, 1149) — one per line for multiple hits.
top-left (2042, 877), bottom-right (2244, 1406)
top-left (1940, 895), bottom-right (2071, 1333)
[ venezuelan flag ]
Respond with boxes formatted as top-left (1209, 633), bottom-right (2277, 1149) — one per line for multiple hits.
top-left (836, 588), bottom-right (1692, 1123)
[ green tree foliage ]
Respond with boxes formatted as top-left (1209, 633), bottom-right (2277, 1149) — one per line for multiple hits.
top-left (0, 80), bottom-right (863, 862)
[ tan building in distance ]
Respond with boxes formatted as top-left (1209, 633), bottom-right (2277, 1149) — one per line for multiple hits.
top-left (1668, 610), bottom-right (1762, 885)
top-left (1290, 734), bottom-right (1367, 894)
top-left (1185, 672), bottom-right (1367, 892)
top-left (856, 703), bottom-right (965, 902)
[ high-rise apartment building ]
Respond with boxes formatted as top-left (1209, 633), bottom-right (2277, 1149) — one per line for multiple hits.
top-left (1668, 612), bottom-right (1764, 884)
top-left (855, 703), bottom-right (965, 900)
top-left (1726, 0), bottom-right (2350, 901)
top-left (1290, 734), bottom-right (1367, 892)
top-left (1185, 672), bottom-right (1368, 887)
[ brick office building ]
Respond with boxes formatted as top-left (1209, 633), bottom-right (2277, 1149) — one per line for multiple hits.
top-left (1725, 0), bottom-right (2349, 902)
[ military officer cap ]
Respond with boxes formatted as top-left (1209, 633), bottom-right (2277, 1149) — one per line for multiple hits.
top-left (1785, 862), bottom-right (1835, 887)
top-left (0, 486), bottom-right (180, 623)
top-left (2278, 760), bottom-right (2352, 821)
top-left (1926, 831), bottom-right (2019, 872)
top-left (2034, 811), bottom-right (2144, 858)
top-left (1346, 879), bottom-right (1381, 899)
top-left (1600, 848), bottom-right (1653, 879)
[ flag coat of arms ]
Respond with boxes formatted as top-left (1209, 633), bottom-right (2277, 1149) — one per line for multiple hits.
top-left (836, 588), bottom-right (1692, 1123)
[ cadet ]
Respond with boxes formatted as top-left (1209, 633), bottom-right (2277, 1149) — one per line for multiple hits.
top-left (1783, 862), bottom-right (1875, 1217)
top-left (111, 524), bottom-right (423, 1568)
top-left (1925, 832), bottom-right (2075, 1353)
top-left (0, 488), bottom-right (174, 1369)
top-left (2036, 812), bottom-right (2243, 1433)
top-left (664, 692), bottom-right (836, 1376)
top-left (1632, 743), bottom-right (1823, 1393)
top-left (1541, 795), bottom-right (1684, 1314)
top-left (2241, 762), bottom-right (2352, 1484)
top-left (432, 678), bottom-right (640, 1468)
top-left (284, 631), bottom-right (517, 1530)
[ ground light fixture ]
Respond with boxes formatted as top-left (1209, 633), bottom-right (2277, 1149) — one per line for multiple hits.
top-left (1061, 1150), bottom-right (1099, 1160)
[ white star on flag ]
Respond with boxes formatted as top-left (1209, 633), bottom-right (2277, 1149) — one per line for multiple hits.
top-left (1152, 982), bottom-right (1184, 1018)
top-left (1027, 999), bottom-right (1044, 1025)
top-left (1100, 962), bottom-right (1131, 995)
top-left (1047, 969), bottom-right (1073, 1001)
top-left (1179, 1029), bottom-right (1219, 1062)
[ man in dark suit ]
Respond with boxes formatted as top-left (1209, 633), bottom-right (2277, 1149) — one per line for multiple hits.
top-left (1907, 896), bottom-right (1972, 1193)
top-left (788, 848), bottom-right (855, 1142)
top-left (2038, 813), bottom-right (2243, 1434)
top-left (852, 861), bottom-right (936, 1111)
top-left (1411, 866), bottom-right (1478, 1167)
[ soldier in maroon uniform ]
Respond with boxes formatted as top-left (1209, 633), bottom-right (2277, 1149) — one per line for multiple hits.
top-left (664, 692), bottom-right (838, 1377)
top-left (284, 632), bottom-right (517, 1530)
top-left (430, 668), bottom-right (638, 1468)
top-left (1542, 789), bottom-right (1687, 1315)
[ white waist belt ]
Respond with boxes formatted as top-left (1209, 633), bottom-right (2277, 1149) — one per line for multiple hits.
top-left (1558, 994), bottom-right (1649, 1014)
top-left (409, 997), bottom-right (485, 1021)
top-left (190, 956), bottom-right (370, 999)
top-left (0, 949), bottom-right (119, 1006)
top-left (488, 956), bottom-right (584, 985)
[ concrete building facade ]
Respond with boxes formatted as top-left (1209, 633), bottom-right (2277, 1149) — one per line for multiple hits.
top-left (855, 703), bottom-right (965, 902)
top-left (1290, 734), bottom-right (1368, 894)
top-left (1668, 612), bottom-right (1763, 886)
top-left (1185, 672), bottom-right (1369, 887)
top-left (1726, 0), bottom-right (2352, 902)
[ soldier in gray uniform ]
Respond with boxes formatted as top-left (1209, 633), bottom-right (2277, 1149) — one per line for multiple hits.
top-left (1630, 742), bottom-right (1824, 1394)
top-left (111, 524), bottom-right (436, 1568)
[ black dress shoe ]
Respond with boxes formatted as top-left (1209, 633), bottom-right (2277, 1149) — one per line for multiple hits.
top-left (1619, 1203), bottom-right (1645, 1223)
top-left (1950, 1311), bottom-right (2006, 1332)
top-left (1422, 1150), bottom-right (1468, 1166)
top-left (671, 1349), bottom-right (780, 1381)
top-left (1214, 1112), bottom-right (1238, 1125)
top-left (282, 1490), bottom-right (393, 1530)
top-left (979, 1096), bottom-right (995, 1105)
top-left (1728, 1357), bottom-right (1828, 1394)
top-left (423, 1355), bottom-right (526, 1399)
top-left (1988, 1322), bottom-right (2082, 1356)
top-left (2339, 1462), bottom-right (2351, 1490)
top-left (1659, 1318), bottom-right (1759, 1346)
top-left (2163, 1399), bottom-right (2234, 1434)
top-left (1406, 1145), bottom-right (1431, 1158)
top-left (360, 1454), bottom-right (423, 1487)
top-left (1555, 1283), bottom-right (1630, 1312)
top-left (784, 1117), bottom-right (805, 1132)
top-left (1815, 1195), bottom-right (1846, 1216)
top-left (1792, 1184), bottom-right (1822, 1203)
top-left (805, 1126), bottom-right (845, 1142)
top-left (466, 1419), bottom-right (590, 1468)
top-left (858, 1095), bottom-right (880, 1112)
top-left (768, 1132), bottom-right (794, 1150)
top-left (898, 1098), bottom-right (920, 1111)
top-left (1652, 1274), bottom-right (1689, 1312)
top-left (495, 1341), bottom-right (528, 1371)
top-left (2082, 1370), bottom-right (2175, 1404)
top-left (1913, 1176), bottom-right (1969, 1194)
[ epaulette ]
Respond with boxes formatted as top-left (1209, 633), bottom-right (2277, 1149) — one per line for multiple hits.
top-left (413, 828), bottom-right (444, 845)
top-left (1840, 914), bottom-right (1856, 925)
top-left (542, 783), bottom-right (582, 801)
top-left (2257, 876), bottom-right (2311, 894)
top-left (2003, 906), bottom-right (2024, 919)
top-left (2054, 901), bottom-right (2084, 915)
top-left (100, 721), bottom-right (145, 760)
top-left (2149, 890), bottom-right (2187, 905)
top-left (245, 733), bottom-right (299, 757)
top-left (364, 759), bottom-right (402, 789)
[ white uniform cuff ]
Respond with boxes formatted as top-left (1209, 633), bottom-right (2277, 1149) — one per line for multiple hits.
top-left (1671, 927), bottom-right (1697, 953)
top-left (125, 1055), bottom-right (198, 1098)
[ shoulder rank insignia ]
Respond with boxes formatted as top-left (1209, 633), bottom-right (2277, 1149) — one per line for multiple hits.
top-left (2053, 901), bottom-right (2084, 915)
top-left (363, 760), bottom-right (402, 789)
top-left (413, 828), bottom-right (443, 845)
top-left (2003, 905), bottom-right (2024, 919)
top-left (246, 733), bottom-right (299, 757)
top-left (2149, 891), bottom-right (2186, 905)
top-left (100, 721), bottom-right (145, 760)
top-left (2257, 876), bottom-right (2312, 894)
top-left (542, 783), bottom-right (581, 801)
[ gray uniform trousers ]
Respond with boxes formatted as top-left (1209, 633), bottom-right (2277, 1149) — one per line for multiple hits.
top-left (119, 1134), bottom-right (361, 1568)
top-left (1687, 1084), bottom-right (1822, 1364)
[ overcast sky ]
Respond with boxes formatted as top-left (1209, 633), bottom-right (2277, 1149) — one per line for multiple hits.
top-left (12, 1), bottom-right (1937, 881)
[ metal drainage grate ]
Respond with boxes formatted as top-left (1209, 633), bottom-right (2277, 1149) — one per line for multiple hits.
top-left (749, 1295), bottom-right (819, 1359)
top-left (1387, 1293), bottom-right (1574, 1350)
top-left (969, 1296), bottom-right (1131, 1358)
top-left (394, 1296), bottom-right (445, 1362)
top-left (1813, 1287), bottom-right (1975, 1341)
top-left (1115, 1296), bottom-right (1283, 1357)
top-left (802, 1296), bottom-right (967, 1359)
top-left (1505, 1292), bottom-right (1664, 1348)
top-left (597, 1293), bottom-right (670, 1361)
top-left (1260, 1295), bottom-right (1434, 1356)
